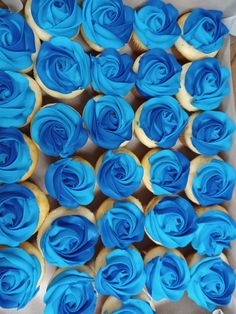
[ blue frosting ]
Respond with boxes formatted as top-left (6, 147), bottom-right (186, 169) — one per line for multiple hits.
top-left (97, 150), bottom-right (143, 199)
top-left (145, 252), bottom-right (190, 302)
top-left (95, 248), bottom-right (146, 301)
top-left (0, 128), bottom-right (32, 184)
top-left (108, 299), bottom-right (155, 314)
top-left (31, 0), bottom-right (82, 38)
top-left (91, 49), bottom-right (136, 96)
top-left (185, 58), bottom-right (230, 110)
top-left (44, 269), bottom-right (97, 314)
top-left (136, 49), bottom-right (181, 97)
top-left (31, 103), bottom-right (88, 157)
top-left (40, 214), bottom-right (98, 267)
top-left (145, 196), bottom-right (197, 248)
top-left (139, 96), bottom-right (188, 148)
top-left (36, 37), bottom-right (90, 94)
top-left (134, 0), bottom-right (180, 49)
top-left (188, 257), bottom-right (236, 311)
top-left (191, 111), bottom-right (236, 155)
top-left (148, 150), bottom-right (190, 195)
top-left (45, 158), bottom-right (95, 208)
top-left (98, 200), bottom-right (145, 249)
top-left (0, 9), bottom-right (36, 71)
top-left (82, 0), bottom-right (134, 49)
top-left (83, 96), bottom-right (134, 150)
top-left (183, 9), bottom-right (229, 53)
top-left (0, 247), bottom-right (41, 309)
top-left (192, 159), bottom-right (236, 206)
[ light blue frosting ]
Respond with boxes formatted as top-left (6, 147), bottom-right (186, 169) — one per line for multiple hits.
top-left (136, 49), bottom-right (181, 97)
top-left (148, 150), bottom-right (190, 195)
top-left (107, 299), bottom-right (155, 314)
top-left (44, 269), bottom-right (97, 314)
top-left (0, 128), bottom-right (32, 184)
top-left (139, 96), bottom-right (188, 148)
top-left (185, 58), bottom-right (230, 110)
top-left (187, 257), bottom-right (236, 311)
top-left (0, 9), bottom-right (36, 71)
top-left (45, 158), bottom-right (95, 208)
top-left (145, 196), bottom-right (197, 248)
top-left (145, 252), bottom-right (190, 302)
top-left (83, 96), bottom-right (134, 150)
top-left (31, 103), bottom-right (88, 157)
top-left (31, 0), bottom-right (82, 38)
top-left (95, 248), bottom-right (146, 301)
top-left (91, 49), bottom-right (136, 96)
top-left (134, 0), bottom-right (180, 49)
top-left (82, 0), bottom-right (134, 49)
top-left (0, 247), bottom-right (41, 309)
top-left (97, 150), bottom-right (143, 199)
top-left (36, 37), bottom-right (90, 94)
top-left (183, 9), bottom-right (229, 53)
top-left (98, 200), bottom-right (145, 249)
top-left (192, 159), bottom-right (236, 206)
top-left (40, 214), bottom-right (98, 267)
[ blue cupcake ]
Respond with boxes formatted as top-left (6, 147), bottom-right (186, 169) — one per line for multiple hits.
top-left (83, 95), bottom-right (134, 150)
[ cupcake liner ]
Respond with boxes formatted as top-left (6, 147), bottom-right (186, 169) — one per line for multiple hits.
top-left (129, 31), bottom-right (148, 53)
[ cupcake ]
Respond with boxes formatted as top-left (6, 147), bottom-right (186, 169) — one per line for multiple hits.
top-left (0, 8), bottom-right (40, 72)
top-left (45, 157), bottom-right (95, 208)
top-left (83, 95), bottom-right (134, 150)
top-left (175, 9), bottom-right (229, 61)
top-left (91, 49), bottom-right (136, 96)
top-left (0, 71), bottom-right (42, 128)
top-left (37, 207), bottom-right (98, 267)
top-left (176, 58), bottom-right (230, 111)
top-left (96, 148), bottom-right (143, 199)
top-left (144, 246), bottom-right (190, 302)
top-left (0, 128), bottom-right (39, 184)
top-left (96, 196), bottom-right (145, 249)
top-left (0, 242), bottom-right (44, 309)
top-left (81, 0), bottom-right (134, 51)
top-left (34, 37), bottom-right (90, 99)
top-left (185, 155), bottom-right (236, 206)
top-left (133, 49), bottom-right (181, 97)
top-left (145, 196), bottom-right (197, 248)
top-left (0, 182), bottom-right (49, 246)
top-left (134, 96), bottom-right (188, 148)
top-left (131, 0), bottom-right (180, 52)
top-left (95, 247), bottom-right (146, 300)
top-left (31, 103), bottom-right (88, 157)
top-left (142, 149), bottom-right (190, 195)
top-left (181, 111), bottom-right (236, 155)
top-left (192, 205), bottom-right (236, 256)
top-left (25, 0), bottom-right (81, 41)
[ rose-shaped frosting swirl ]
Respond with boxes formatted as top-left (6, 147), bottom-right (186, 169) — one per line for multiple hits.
top-left (135, 49), bottom-right (181, 97)
top-left (0, 128), bottom-right (32, 184)
top-left (95, 248), bottom-right (146, 301)
top-left (36, 37), bottom-right (90, 94)
top-left (145, 252), bottom-right (190, 301)
top-left (182, 9), bottom-right (229, 53)
top-left (97, 150), bottom-right (143, 199)
top-left (134, 0), bottom-right (180, 50)
top-left (185, 58), bottom-right (230, 110)
top-left (192, 159), bottom-right (236, 206)
top-left (31, 103), bottom-right (88, 157)
top-left (82, 0), bottom-right (134, 49)
top-left (44, 269), bottom-right (97, 314)
top-left (83, 96), bottom-right (134, 150)
top-left (45, 158), bottom-right (95, 208)
top-left (105, 299), bottom-right (155, 314)
top-left (145, 196), bottom-right (197, 248)
top-left (0, 247), bottom-right (41, 309)
top-left (40, 214), bottom-right (98, 267)
top-left (91, 49), bottom-right (136, 96)
top-left (0, 9), bottom-right (36, 71)
top-left (187, 257), bottom-right (236, 311)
